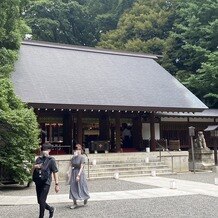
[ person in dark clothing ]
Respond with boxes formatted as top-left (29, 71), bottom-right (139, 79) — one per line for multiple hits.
top-left (122, 123), bottom-right (132, 148)
top-left (33, 143), bottom-right (60, 218)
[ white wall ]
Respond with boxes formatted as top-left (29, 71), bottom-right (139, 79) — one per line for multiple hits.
top-left (189, 118), bottom-right (214, 122)
top-left (142, 123), bottom-right (160, 140)
top-left (161, 117), bottom-right (188, 122)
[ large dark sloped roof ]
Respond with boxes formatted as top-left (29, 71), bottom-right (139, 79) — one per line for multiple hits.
top-left (11, 41), bottom-right (207, 112)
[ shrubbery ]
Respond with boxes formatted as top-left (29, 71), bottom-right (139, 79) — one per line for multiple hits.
top-left (0, 0), bottom-right (40, 184)
top-left (0, 79), bottom-right (39, 183)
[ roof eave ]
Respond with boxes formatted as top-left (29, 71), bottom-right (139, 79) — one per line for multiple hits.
top-left (27, 102), bottom-right (207, 113)
top-left (21, 40), bottom-right (159, 60)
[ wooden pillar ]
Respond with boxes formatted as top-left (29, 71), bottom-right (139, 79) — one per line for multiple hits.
top-left (76, 110), bottom-right (83, 145)
top-left (150, 112), bottom-right (156, 151)
top-left (49, 124), bottom-right (52, 142)
top-left (110, 124), bottom-right (115, 151)
top-left (72, 115), bottom-right (76, 144)
top-left (63, 112), bottom-right (72, 145)
top-left (115, 111), bottom-right (121, 152)
top-left (132, 115), bottom-right (142, 150)
top-left (99, 112), bottom-right (110, 140)
top-left (213, 137), bottom-right (218, 166)
top-left (41, 123), bottom-right (46, 144)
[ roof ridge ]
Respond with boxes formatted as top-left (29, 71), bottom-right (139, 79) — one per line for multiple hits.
top-left (22, 40), bottom-right (159, 59)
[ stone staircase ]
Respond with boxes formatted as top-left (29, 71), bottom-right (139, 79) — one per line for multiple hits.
top-left (84, 152), bottom-right (172, 179)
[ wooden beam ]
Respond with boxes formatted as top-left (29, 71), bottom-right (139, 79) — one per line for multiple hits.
top-left (150, 112), bottom-right (156, 151)
top-left (115, 111), bottom-right (121, 152)
top-left (77, 110), bottom-right (83, 145)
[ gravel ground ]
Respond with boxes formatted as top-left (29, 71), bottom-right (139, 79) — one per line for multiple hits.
top-left (0, 179), bottom-right (157, 196)
top-left (1, 172), bottom-right (218, 196)
top-left (160, 171), bottom-right (218, 184)
top-left (1, 172), bottom-right (218, 218)
top-left (1, 194), bottom-right (218, 218)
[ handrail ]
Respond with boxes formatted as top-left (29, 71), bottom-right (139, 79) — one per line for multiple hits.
top-left (83, 152), bottom-right (90, 179)
top-left (156, 141), bottom-right (174, 173)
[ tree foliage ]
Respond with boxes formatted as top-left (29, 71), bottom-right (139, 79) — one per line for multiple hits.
top-left (0, 0), bottom-right (30, 78)
top-left (98, 0), bottom-right (177, 55)
top-left (24, 0), bottom-right (135, 46)
top-left (0, 0), bottom-right (39, 183)
top-left (162, 0), bottom-right (218, 107)
top-left (24, 0), bottom-right (97, 45)
top-left (85, 0), bottom-right (135, 34)
top-left (0, 79), bottom-right (39, 183)
top-left (185, 52), bottom-right (218, 108)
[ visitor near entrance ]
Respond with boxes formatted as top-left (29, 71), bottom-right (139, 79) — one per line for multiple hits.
top-left (69, 144), bottom-right (90, 208)
top-left (33, 143), bottom-right (59, 218)
top-left (122, 123), bottom-right (132, 148)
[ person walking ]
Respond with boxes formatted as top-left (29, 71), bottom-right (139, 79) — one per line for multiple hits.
top-left (33, 143), bottom-right (60, 218)
top-left (69, 144), bottom-right (90, 208)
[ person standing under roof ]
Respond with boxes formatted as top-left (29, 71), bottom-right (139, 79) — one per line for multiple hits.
top-left (122, 123), bottom-right (132, 148)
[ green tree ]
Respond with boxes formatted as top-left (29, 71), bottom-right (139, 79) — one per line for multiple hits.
top-left (24, 0), bottom-right (97, 46)
top-left (0, 0), bottom-right (30, 78)
top-left (185, 52), bottom-right (218, 108)
top-left (86, 0), bottom-right (135, 34)
top-left (0, 79), bottom-right (39, 183)
top-left (0, 0), bottom-right (39, 184)
top-left (24, 0), bottom-right (135, 46)
top-left (162, 0), bottom-right (218, 107)
top-left (98, 0), bottom-right (177, 55)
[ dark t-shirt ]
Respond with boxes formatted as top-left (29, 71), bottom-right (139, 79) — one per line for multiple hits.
top-left (35, 156), bottom-right (58, 185)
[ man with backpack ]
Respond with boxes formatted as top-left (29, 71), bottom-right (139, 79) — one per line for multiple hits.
top-left (33, 143), bottom-right (60, 218)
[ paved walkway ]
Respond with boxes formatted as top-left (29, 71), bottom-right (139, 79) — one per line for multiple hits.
top-left (1, 175), bottom-right (218, 206)
top-left (121, 176), bottom-right (218, 197)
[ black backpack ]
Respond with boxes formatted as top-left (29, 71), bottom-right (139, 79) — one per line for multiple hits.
top-left (32, 157), bottom-right (51, 184)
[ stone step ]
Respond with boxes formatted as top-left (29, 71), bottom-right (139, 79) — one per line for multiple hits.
top-left (87, 161), bottom-right (165, 168)
top-left (86, 165), bottom-right (169, 172)
top-left (81, 152), bottom-right (173, 179)
top-left (86, 152), bottom-right (155, 157)
top-left (85, 153), bottom-right (159, 162)
top-left (87, 154), bottom-right (159, 158)
top-left (85, 167), bottom-right (171, 172)
top-left (56, 151), bottom-right (187, 181)
top-left (86, 169), bottom-right (172, 179)
top-left (87, 171), bottom-right (173, 180)
top-left (86, 158), bottom-right (161, 164)
top-left (85, 162), bottom-right (171, 179)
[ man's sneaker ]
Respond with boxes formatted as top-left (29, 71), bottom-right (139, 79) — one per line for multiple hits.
top-left (49, 207), bottom-right (55, 218)
top-left (84, 199), bottom-right (88, 205)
